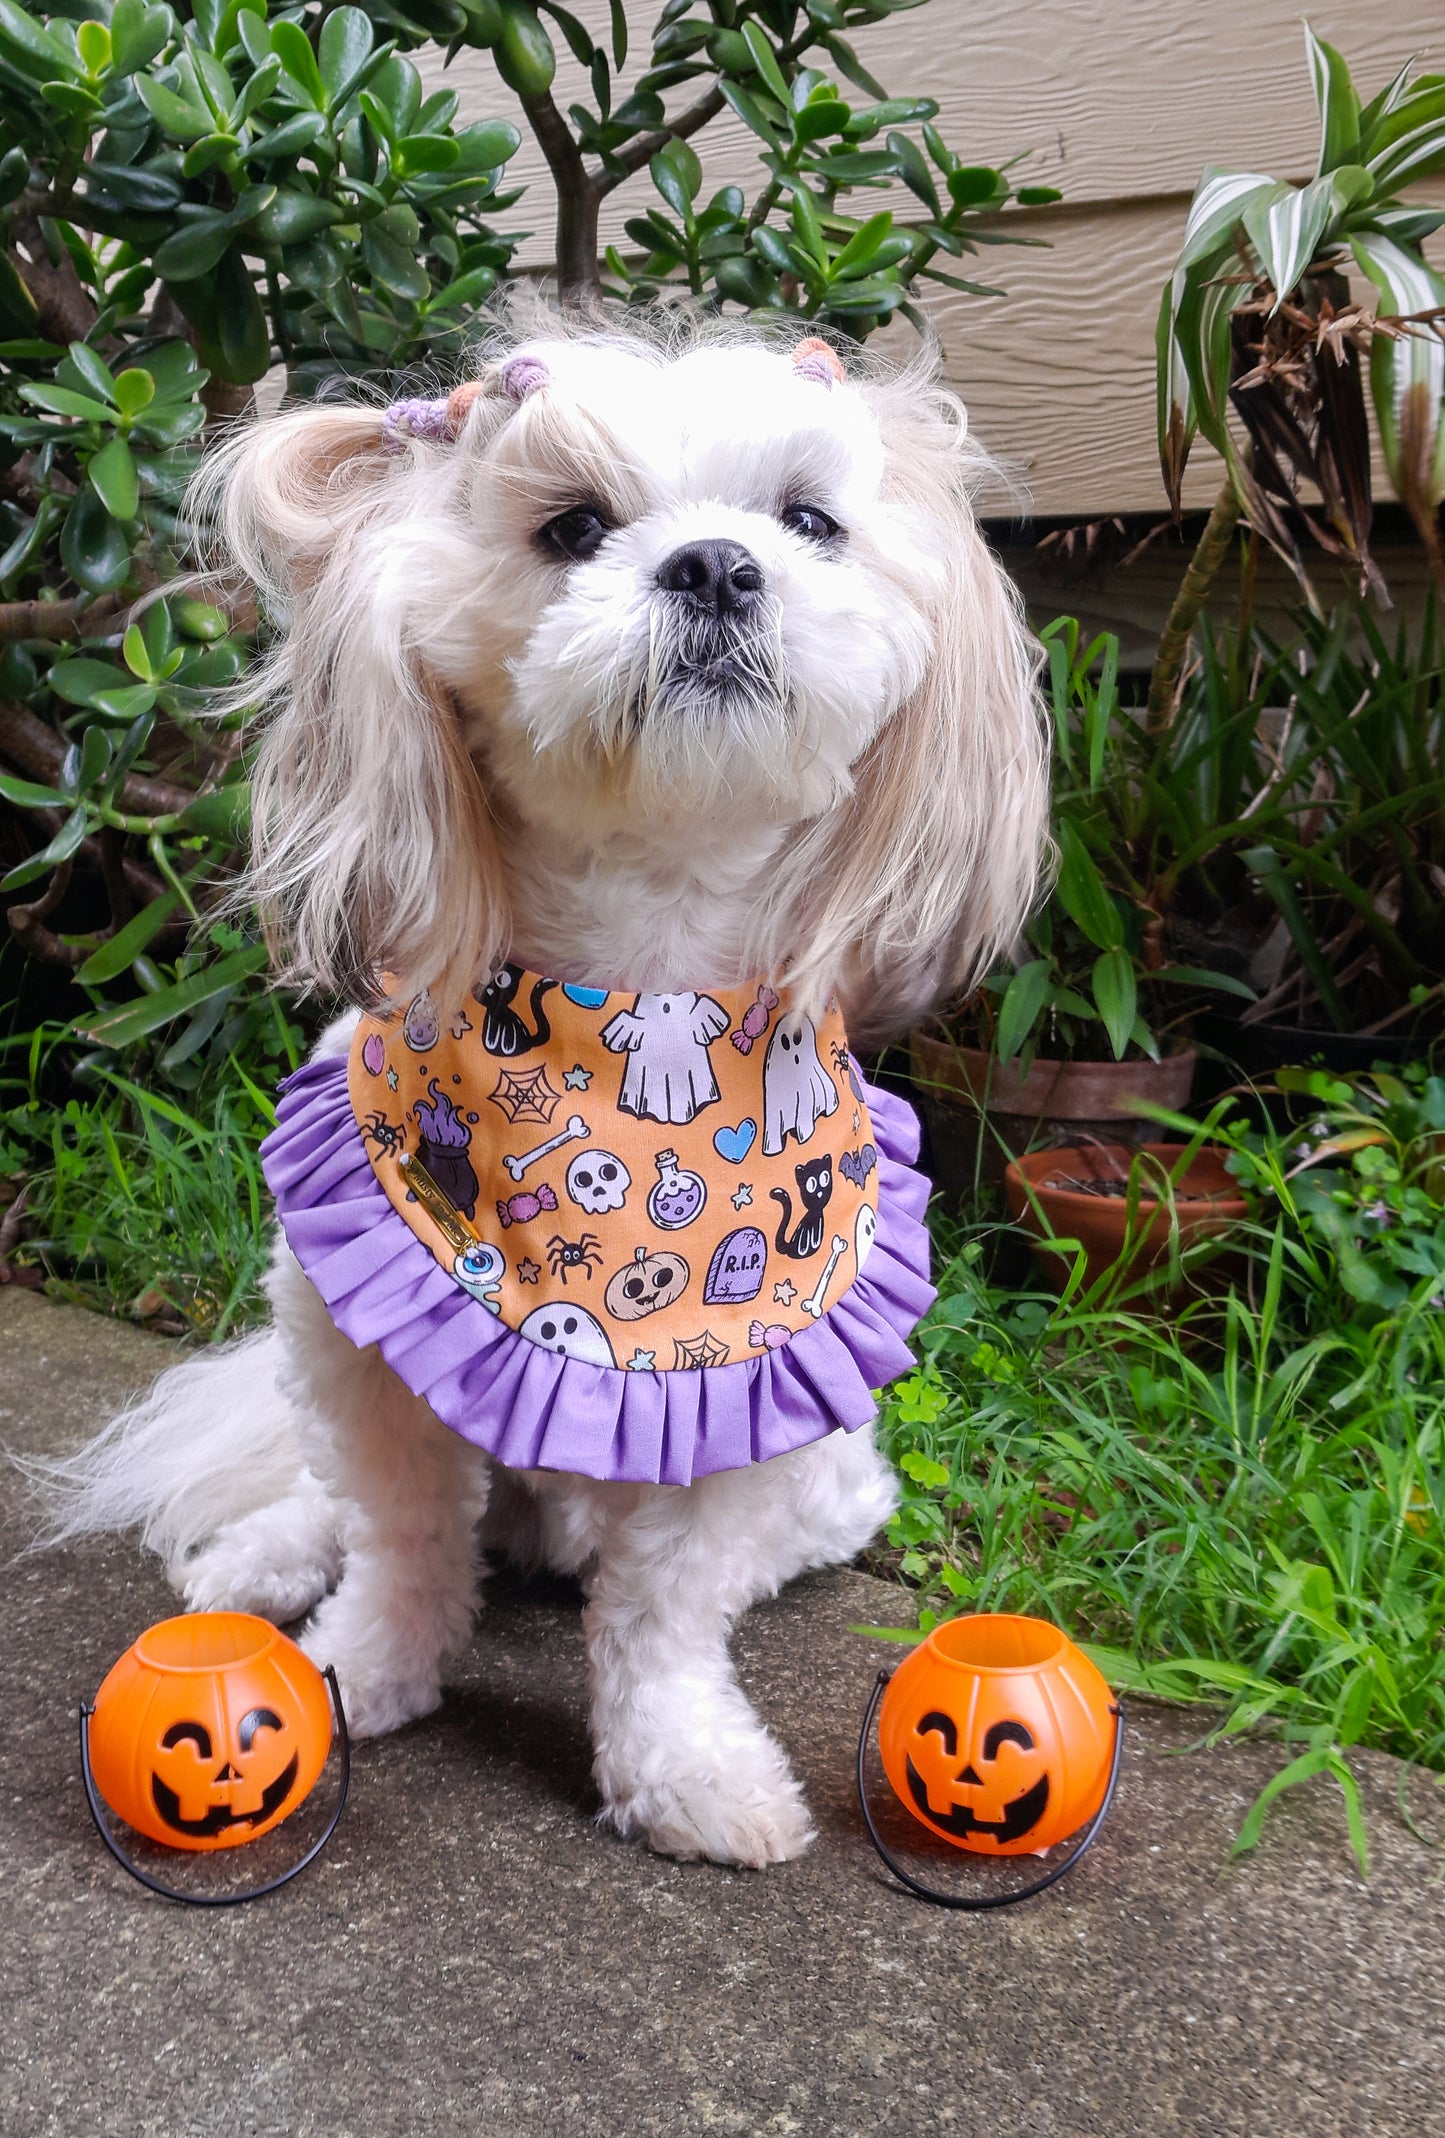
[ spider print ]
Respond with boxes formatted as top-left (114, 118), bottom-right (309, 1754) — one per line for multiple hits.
top-left (360, 1111), bottom-right (406, 1159)
top-left (546, 1233), bottom-right (604, 1284)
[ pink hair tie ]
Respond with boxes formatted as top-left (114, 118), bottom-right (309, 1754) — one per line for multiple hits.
top-left (380, 380), bottom-right (486, 453)
top-left (792, 337), bottom-right (845, 388)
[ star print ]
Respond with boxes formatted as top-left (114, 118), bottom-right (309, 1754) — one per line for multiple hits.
top-left (773, 1279), bottom-right (796, 1307)
top-left (450, 1011), bottom-right (473, 1040)
top-left (386, 1067), bottom-right (398, 1091)
top-left (517, 1258), bottom-right (541, 1284)
top-left (852, 1109), bottom-right (861, 1134)
top-left (731, 1182), bottom-right (753, 1209)
top-left (627, 1348), bottom-right (657, 1372)
top-left (564, 1063), bottom-right (593, 1092)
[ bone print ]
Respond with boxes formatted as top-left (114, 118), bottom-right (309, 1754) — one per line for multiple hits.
top-left (502, 1113), bottom-right (590, 1182)
top-left (800, 1234), bottom-right (849, 1320)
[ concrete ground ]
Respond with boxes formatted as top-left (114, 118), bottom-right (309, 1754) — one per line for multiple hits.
top-left (2, 1286), bottom-right (1444, 2138)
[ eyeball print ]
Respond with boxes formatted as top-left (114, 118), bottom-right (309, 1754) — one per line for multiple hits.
top-left (453, 1241), bottom-right (504, 1311)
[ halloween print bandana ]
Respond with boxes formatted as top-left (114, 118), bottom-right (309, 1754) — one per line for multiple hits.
top-left (347, 966), bottom-right (882, 1375)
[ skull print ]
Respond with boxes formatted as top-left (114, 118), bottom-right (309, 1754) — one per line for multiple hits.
top-left (566, 1149), bottom-right (631, 1215)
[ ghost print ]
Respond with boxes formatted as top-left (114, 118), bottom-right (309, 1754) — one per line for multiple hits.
top-left (600, 992), bottom-right (730, 1126)
top-left (761, 1012), bottom-right (839, 1155)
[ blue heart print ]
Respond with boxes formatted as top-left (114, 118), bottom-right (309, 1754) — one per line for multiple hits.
top-left (713, 1119), bottom-right (758, 1164)
top-left (562, 984), bottom-right (610, 1010)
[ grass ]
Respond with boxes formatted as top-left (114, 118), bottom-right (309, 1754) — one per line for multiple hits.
top-left (874, 1069), bottom-right (1445, 1867)
top-left (2, 1047), bottom-right (282, 1340)
top-left (3, 1043), bottom-right (1442, 1865)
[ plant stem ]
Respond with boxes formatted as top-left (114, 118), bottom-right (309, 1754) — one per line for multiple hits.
top-left (1146, 477), bottom-right (1243, 735)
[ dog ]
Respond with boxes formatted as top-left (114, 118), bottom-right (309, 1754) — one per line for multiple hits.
top-left (44, 315), bottom-right (1047, 1868)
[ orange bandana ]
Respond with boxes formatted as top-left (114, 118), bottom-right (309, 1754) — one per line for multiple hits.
top-left (347, 967), bottom-right (881, 1375)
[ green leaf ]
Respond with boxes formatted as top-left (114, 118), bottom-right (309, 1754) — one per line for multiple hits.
top-left (213, 245), bottom-right (272, 383)
top-left (0, 804), bottom-right (88, 892)
top-left (0, 0), bottom-right (81, 79)
top-left (1243, 176), bottom-right (1336, 307)
top-left (112, 367), bottom-right (156, 418)
top-left (994, 957), bottom-right (1054, 1060)
top-left (136, 73), bottom-right (213, 141)
top-left (78, 945), bottom-right (271, 1048)
top-left (75, 888), bottom-right (182, 985)
top-left (1303, 23), bottom-right (1361, 177)
top-left (0, 772), bottom-right (70, 809)
top-left (827, 210), bottom-right (894, 282)
top-left (1054, 819), bottom-right (1123, 950)
top-left (87, 436), bottom-right (140, 521)
top-left (741, 20), bottom-right (790, 107)
top-left (1179, 164), bottom-right (1279, 268)
top-left (60, 489), bottom-right (131, 595)
top-left (1364, 84), bottom-right (1445, 191)
top-left (110, 0), bottom-right (174, 77)
top-left (271, 17), bottom-right (326, 107)
top-left (18, 383), bottom-right (115, 423)
top-left (1091, 947), bottom-right (1138, 1061)
top-left (608, 0), bottom-right (625, 69)
top-left (1350, 231), bottom-right (1445, 512)
top-left (178, 781), bottom-right (251, 840)
top-left (319, 4), bottom-right (373, 100)
top-left (66, 343), bottom-right (118, 406)
top-left (153, 215), bottom-right (236, 281)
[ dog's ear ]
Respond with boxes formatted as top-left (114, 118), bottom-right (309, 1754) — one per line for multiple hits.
top-left (195, 400), bottom-right (509, 1010)
top-left (772, 383), bottom-right (1050, 1045)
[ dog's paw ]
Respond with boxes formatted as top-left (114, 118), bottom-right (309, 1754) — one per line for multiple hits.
top-left (600, 1741), bottom-right (815, 1868)
top-left (298, 1624), bottom-right (442, 1739)
top-left (180, 1506), bottom-right (340, 1624)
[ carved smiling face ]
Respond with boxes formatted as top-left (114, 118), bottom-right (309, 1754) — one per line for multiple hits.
top-left (87, 1613), bottom-right (334, 1853)
top-left (604, 1246), bottom-right (690, 1321)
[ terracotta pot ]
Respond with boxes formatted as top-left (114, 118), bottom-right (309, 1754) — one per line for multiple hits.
top-left (1003, 1141), bottom-right (1248, 1293)
top-left (908, 1030), bottom-right (1197, 1196)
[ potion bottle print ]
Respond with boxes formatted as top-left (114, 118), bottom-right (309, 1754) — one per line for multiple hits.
top-left (648, 1149), bottom-right (707, 1230)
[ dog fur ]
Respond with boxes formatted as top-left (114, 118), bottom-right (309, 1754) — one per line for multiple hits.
top-left (40, 313), bottom-right (1048, 1868)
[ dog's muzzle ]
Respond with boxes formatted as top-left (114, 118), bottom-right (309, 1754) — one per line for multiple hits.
top-left (656, 538), bottom-right (765, 618)
top-left (648, 539), bottom-right (783, 713)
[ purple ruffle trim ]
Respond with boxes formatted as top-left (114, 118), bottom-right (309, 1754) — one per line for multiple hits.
top-left (260, 1059), bottom-right (934, 1486)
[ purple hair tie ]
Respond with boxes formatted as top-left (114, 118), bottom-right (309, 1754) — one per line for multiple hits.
top-left (500, 353), bottom-right (550, 402)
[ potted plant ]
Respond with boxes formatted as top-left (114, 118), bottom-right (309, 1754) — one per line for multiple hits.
top-left (1002, 1138), bottom-right (1249, 1295)
top-left (910, 617), bottom-right (1253, 1194)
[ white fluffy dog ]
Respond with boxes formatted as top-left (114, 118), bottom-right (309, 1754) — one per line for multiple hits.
top-left (47, 316), bottom-right (1047, 1869)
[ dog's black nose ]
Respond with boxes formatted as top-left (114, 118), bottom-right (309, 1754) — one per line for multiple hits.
top-left (657, 539), bottom-right (765, 615)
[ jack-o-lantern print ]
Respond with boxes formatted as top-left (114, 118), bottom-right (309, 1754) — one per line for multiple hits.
top-left (87, 1613), bottom-right (333, 1852)
top-left (877, 1614), bottom-right (1115, 1857)
top-left (605, 1245), bottom-right (690, 1321)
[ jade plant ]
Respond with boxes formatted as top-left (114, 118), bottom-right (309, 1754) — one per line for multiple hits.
top-left (0, 0), bottom-right (1055, 1074)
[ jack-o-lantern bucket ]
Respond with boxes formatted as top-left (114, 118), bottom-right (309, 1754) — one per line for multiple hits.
top-left (859, 1615), bottom-right (1122, 1909)
top-left (81, 1613), bottom-right (349, 1904)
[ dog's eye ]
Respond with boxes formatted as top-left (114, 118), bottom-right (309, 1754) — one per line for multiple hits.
top-left (780, 503), bottom-right (840, 544)
top-left (539, 506), bottom-right (611, 562)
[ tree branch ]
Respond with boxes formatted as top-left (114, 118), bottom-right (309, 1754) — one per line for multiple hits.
top-left (0, 696), bottom-right (194, 818)
top-left (9, 212), bottom-right (99, 348)
top-left (597, 84), bottom-right (727, 192)
top-left (6, 856), bottom-right (82, 965)
top-left (0, 588), bottom-right (134, 643)
top-left (516, 90), bottom-right (602, 309)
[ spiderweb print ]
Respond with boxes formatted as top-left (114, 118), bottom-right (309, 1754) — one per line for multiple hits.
top-left (488, 1064), bottom-right (562, 1126)
top-left (671, 1330), bottom-right (731, 1371)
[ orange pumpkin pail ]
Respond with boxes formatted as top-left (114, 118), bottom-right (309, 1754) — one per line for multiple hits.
top-left (859, 1613), bottom-right (1122, 1908)
top-left (81, 1612), bottom-right (349, 1904)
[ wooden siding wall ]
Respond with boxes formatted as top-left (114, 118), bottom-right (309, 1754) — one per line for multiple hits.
top-left (422, 2), bottom-right (1437, 518)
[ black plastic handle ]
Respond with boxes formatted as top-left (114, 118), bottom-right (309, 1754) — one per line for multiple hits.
top-left (79, 1664), bottom-right (350, 1907)
top-left (856, 1668), bottom-right (1124, 1910)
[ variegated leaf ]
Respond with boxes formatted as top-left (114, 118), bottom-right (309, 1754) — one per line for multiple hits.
top-left (1305, 23), bottom-right (1362, 175)
top-left (1370, 203), bottom-right (1445, 245)
top-left (1243, 168), bottom-right (1370, 308)
top-left (1350, 231), bottom-right (1445, 510)
top-left (1179, 165), bottom-right (1278, 269)
top-left (1365, 84), bottom-right (1445, 191)
top-left (1358, 55), bottom-right (1417, 147)
top-left (1155, 268), bottom-right (1194, 514)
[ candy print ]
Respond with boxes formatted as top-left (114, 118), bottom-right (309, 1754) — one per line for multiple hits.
top-left (730, 985), bottom-right (779, 1056)
top-left (497, 1183), bottom-right (559, 1229)
top-left (349, 963), bottom-right (880, 1370)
